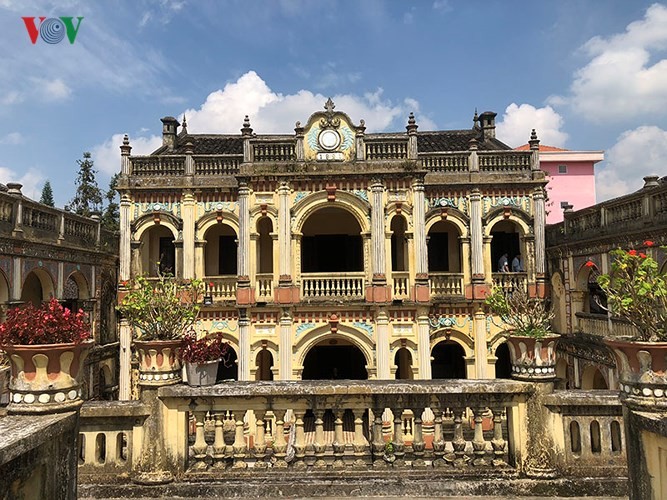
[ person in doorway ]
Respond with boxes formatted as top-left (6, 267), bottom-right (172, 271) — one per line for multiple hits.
top-left (498, 253), bottom-right (509, 272)
top-left (511, 254), bottom-right (523, 272)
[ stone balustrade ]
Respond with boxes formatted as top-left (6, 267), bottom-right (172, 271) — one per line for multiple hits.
top-left (193, 155), bottom-right (241, 175)
top-left (365, 139), bottom-right (409, 160)
top-left (575, 312), bottom-right (640, 339)
top-left (391, 272), bottom-right (410, 300)
top-left (206, 276), bottom-right (237, 301)
top-left (492, 272), bottom-right (527, 294)
top-left (252, 142), bottom-right (295, 162)
top-left (478, 152), bottom-right (531, 172)
top-left (419, 153), bottom-right (469, 172)
top-left (429, 272), bottom-right (464, 297)
top-left (301, 272), bottom-right (365, 300)
top-left (255, 273), bottom-right (273, 302)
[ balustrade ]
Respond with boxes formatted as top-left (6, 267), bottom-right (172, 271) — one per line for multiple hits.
top-left (301, 272), bottom-right (365, 299)
top-left (365, 140), bottom-right (408, 160)
top-left (253, 143), bottom-right (295, 162)
top-left (605, 200), bottom-right (643, 225)
top-left (420, 153), bottom-right (469, 172)
top-left (22, 206), bottom-right (58, 232)
top-left (391, 272), bottom-right (410, 300)
top-left (255, 273), bottom-right (273, 302)
top-left (64, 215), bottom-right (97, 242)
top-left (575, 312), bottom-right (640, 339)
top-left (206, 276), bottom-right (237, 300)
top-left (131, 156), bottom-right (185, 176)
top-left (478, 152), bottom-right (531, 172)
top-left (492, 272), bottom-right (527, 294)
top-left (429, 272), bottom-right (464, 296)
top-left (0, 198), bottom-right (13, 223)
top-left (194, 155), bottom-right (241, 175)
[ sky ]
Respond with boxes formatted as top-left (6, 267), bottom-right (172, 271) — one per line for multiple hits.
top-left (1, 1), bottom-right (667, 207)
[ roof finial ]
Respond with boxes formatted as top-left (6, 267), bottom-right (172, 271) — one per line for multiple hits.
top-left (122, 134), bottom-right (130, 146)
top-left (324, 97), bottom-right (335, 113)
top-left (241, 115), bottom-right (253, 136)
top-left (406, 112), bottom-right (418, 134)
top-left (473, 108), bottom-right (479, 130)
top-left (529, 128), bottom-right (540, 150)
top-left (408, 112), bottom-right (416, 126)
top-left (181, 114), bottom-right (187, 134)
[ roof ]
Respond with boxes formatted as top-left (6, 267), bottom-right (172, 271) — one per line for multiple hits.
top-left (418, 130), bottom-right (511, 152)
top-left (154, 135), bottom-right (244, 155)
top-left (515, 144), bottom-right (569, 151)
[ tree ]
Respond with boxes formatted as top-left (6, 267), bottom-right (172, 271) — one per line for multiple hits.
top-left (39, 181), bottom-right (55, 207)
top-left (101, 173), bottom-right (120, 231)
top-left (67, 152), bottom-right (102, 217)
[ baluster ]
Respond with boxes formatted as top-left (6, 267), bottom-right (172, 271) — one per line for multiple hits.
top-left (331, 408), bottom-right (346, 468)
top-left (471, 406), bottom-right (488, 467)
top-left (432, 407), bottom-right (446, 467)
top-left (352, 409), bottom-right (369, 467)
top-left (231, 410), bottom-right (247, 469)
top-left (272, 409), bottom-right (288, 468)
top-left (254, 410), bottom-right (268, 468)
top-left (411, 407), bottom-right (426, 467)
top-left (451, 407), bottom-right (467, 467)
top-left (312, 410), bottom-right (327, 468)
top-left (211, 411), bottom-right (227, 470)
top-left (292, 409), bottom-right (307, 469)
top-left (191, 410), bottom-right (209, 471)
top-left (371, 407), bottom-right (388, 468)
top-left (490, 405), bottom-right (508, 467)
top-left (391, 407), bottom-right (405, 466)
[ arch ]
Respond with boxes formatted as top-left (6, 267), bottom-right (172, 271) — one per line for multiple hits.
top-left (196, 211), bottom-right (240, 241)
top-left (302, 340), bottom-right (368, 380)
top-left (249, 205), bottom-right (278, 226)
top-left (21, 267), bottom-right (55, 305)
top-left (575, 264), bottom-right (606, 314)
top-left (581, 365), bottom-right (608, 389)
top-left (483, 209), bottom-right (532, 237)
top-left (427, 219), bottom-right (463, 273)
top-left (385, 202), bottom-right (413, 223)
top-left (294, 324), bottom-right (375, 372)
top-left (203, 222), bottom-right (238, 276)
top-left (431, 340), bottom-right (467, 379)
top-left (393, 347), bottom-right (414, 380)
top-left (292, 191), bottom-right (371, 234)
top-left (390, 214), bottom-right (409, 272)
top-left (132, 213), bottom-right (180, 241)
top-left (255, 349), bottom-right (274, 381)
top-left (138, 224), bottom-right (178, 276)
top-left (429, 328), bottom-right (474, 356)
top-left (556, 358), bottom-right (569, 389)
top-left (65, 271), bottom-right (91, 300)
top-left (494, 342), bottom-right (512, 379)
top-left (488, 218), bottom-right (527, 273)
top-left (256, 216), bottom-right (274, 274)
top-left (425, 210), bottom-right (469, 238)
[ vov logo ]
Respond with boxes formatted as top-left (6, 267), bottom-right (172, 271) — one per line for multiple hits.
top-left (21, 17), bottom-right (84, 44)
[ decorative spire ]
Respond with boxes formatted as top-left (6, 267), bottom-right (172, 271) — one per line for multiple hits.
top-left (473, 108), bottom-right (480, 130)
top-left (181, 114), bottom-right (188, 134)
top-left (122, 134), bottom-right (130, 146)
top-left (324, 97), bottom-right (335, 114)
top-left (120, 133), bottom-right (132, 156)
top-left (406, 112), bottom-right (418, 134)
top-left (529, 128), bottom-right (540, 150)
top-left (241, 115), bottom-right (253, 136)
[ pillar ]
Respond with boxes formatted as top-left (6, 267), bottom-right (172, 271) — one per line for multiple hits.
top-left (469, 188), bottom-right (484, 279)
top-left (412, 179), bottom-right (429, 302)
top-left (376, 308), bottom-right (390, 379)
top-left (181, 190), bottom-right (196, 279)
top-left (237, 182), bottom-right (252, 304)
top-left (473, 307), bottom-right (487, 378)
top-left (279, 310), bottom-right (293, 380)
top-left (119, 194), bottom-right (132, 281)
top-left (371, 179), bottom-right (386, 280)
top-left (417, 308), bottom-right (432, 379)
top-left (533, 187), bottom-right (546, 277)
top-left (119, 319), bottom-right (132, 400)
top-left (278, 183), bottom-right (291, 281)
top-left (238, 312), bottom-right (250, 381)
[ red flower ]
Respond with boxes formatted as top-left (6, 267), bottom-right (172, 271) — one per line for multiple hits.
top-left (628, 249), bottom-right (638, 256)
top-left (585, 261), bottom-right (595, 268)
top-left (645, 240), bottom-right (654, 247)
top-left (640, 253), bottom-right (647, 258)
top-left (208, 282), bottom-right (215, 288)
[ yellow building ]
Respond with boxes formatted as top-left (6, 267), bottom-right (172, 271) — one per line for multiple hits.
top-left (116, 100), bottom-right (547, 398)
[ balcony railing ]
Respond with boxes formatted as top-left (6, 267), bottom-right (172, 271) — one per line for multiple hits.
top-left (492, 272), bottom-right (527, 294)
top-left (301, 272), bottom-right (365, 300)
top-left (429, 272), bottom-right (464, 296)
top-left (420, 152), bottom-right (469, 172)
top-left (575, 312), bottom-right (640, 339)
top-left (255, 273), bottom-right (273, 302)
top-left (194, 155), bottom-right (241, 175)
top-left (365, 139), bottom-right (409, 160)
top-left (131, 156), bottom-right (185, 176)
top-left (392, 272), bottom-right (410, 300)
top-left (206, 276), bottom-right (237, 300)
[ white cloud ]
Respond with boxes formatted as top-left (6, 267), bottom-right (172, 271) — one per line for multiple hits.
top-left (433, 0), bottom-right (451, 12)
top-left (92, 133), bottom-right (162, 176)
top-left (496, 103), bottom-right (568, 148)
top-left (0, 91), bottom-right (22, 106)
top-left (0, 132), bottom-right (24, 145)
top-left (554, 3), bottom-right (667, 122)
top-left (0, 166), bottom-right (44, 200)
top-left (32, 78), bottom-right (72, 101)
top-left (596, 125), bottom-right (667, 201)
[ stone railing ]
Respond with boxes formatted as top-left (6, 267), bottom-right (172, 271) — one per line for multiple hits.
top-left (255, 273), bottom-right (273, 302)
top-left (206, 276), bottom-right (237, 301)
top-left (131, 156), bottom-right (186, 176)
top-left (64, 213), bottom-right (97, 243)
top-left (365, 139), bottom-right (409, 160)
top-left (492, 272), bottom-right (528, 294)
top-left (544, 390), bottom-right (626, 477)
top-left (22, 204), bottom-right (58, 232)
top-left (478, 152), bottom-right (531, 173)
top-left (429, 272), bottom-right (464, 296)
top-left (419, 152), bottom-right (469, 172)
top-left (301, 272), bottom-right (365, 300)
top-left (575, 312), bottom-right (640, 339)
top-left (0, 196), bottom-right (13, 223)
top-left (253, 142), bottom-right (295, 162)
top-left (391, 272), bottom-right (410, 300)
top-left (78, 401), bottom-right (150, 482)
top-left (194, 155), bottom-right (241, 175)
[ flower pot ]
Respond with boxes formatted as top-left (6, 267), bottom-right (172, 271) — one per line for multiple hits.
top-left (605, 339), bottom-right (667, 411)
top-left (134, 339), bottom-right (182, 386)
top-left (185, 359), bottom-right (220, 387)
top-left (4, 340), bottom-right (92, 414)
top-left (506, 334), bottom-right (559, 381)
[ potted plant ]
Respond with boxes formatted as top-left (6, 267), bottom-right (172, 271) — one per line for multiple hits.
top-left (595, 241), bottom-right (667, 410)
top-left (118, 273), bottom-right (203, 386)
top-left (180, 332), bottom-right (231, 386)
top-left (485, 286), bottom-right (558, 380)
top-left (0, 298), bottom-right (92, 414)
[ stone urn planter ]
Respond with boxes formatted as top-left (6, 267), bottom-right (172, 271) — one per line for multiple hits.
top-left (134, 339), bottom-right (182, 386)
top-left (185, 359), bottom-right (220, 387)
top-left (506, 334), bottom-right (560, 381)
top-left (605, 339), bottom-right (667, 411)
top-left (4, 340), bottom-right (92, 414)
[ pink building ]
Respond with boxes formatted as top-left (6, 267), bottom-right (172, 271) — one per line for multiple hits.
top-left (516, 144), bottom-right (604, 224)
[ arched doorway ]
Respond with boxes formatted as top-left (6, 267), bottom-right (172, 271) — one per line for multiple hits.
top-left (63, 272), bottom-right (89, 312)
top-left (495, 342), bottom-right (512, 379)
top-left (20, 269), bottom-right (55, 306)
top-left (581, 365), bottom-right (608, 389)
top-left (301, 207), bottom-right (362, 273)
top-left (394, 347), bottom-right (413, 380)
top-left (140, 225), bottom-right (177, 276)
top-left (427, 220), bottom-right (462, 273)
top-left (256, 217), bottom-right (273, 274)
top-left (302, 339), bottom-right (368, 380)
top-left (255, 349), bottom-right (274, 381)
top-left (490, 220), bottom-right (522, 272)
top-left (431, 340), bottom-right (467, 379)
top-left (217, 348), bottom-right (238, 381)
top-left (391, 215), bottom-right (408, 272)
top-left (204, 223), bottom-right (238, 277)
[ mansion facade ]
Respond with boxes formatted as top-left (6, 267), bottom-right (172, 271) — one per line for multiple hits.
top-left (117, 100), bottom-right (548, 398)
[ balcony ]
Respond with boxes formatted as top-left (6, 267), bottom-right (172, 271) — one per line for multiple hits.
top-left (492, 272), bottom-right (527, 294)
top-left (429, 272), bottom-right (464, 297)
top-left (575, 312), bottom-right (640, 339)
top-left (391, 272), bottom-right (410, 300)
top-left (206, 276), bottom-right (237, 301)
top-left (255, 273), bottom-right (273, 302)
top-left (301, 272), bottom-right (365, 300)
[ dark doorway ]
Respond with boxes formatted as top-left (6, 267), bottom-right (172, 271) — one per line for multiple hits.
top-left (428, 232), bottom-right (449, 271)
top-left (255, 350), bottom-right (274, 381)
top-left (219, 235), bottom-right (238, 275)
top-left (394, 348), bottom-right (413, 379)
top-left (302, 235), bottom-right (362, 272)
top-left (495, 342), bottom-right (512, 379)
top-left (431, 341), bottom-right (467, 379)
top-left (217, 348), bottom-right (238, 381)
top-left (391, 216), bottom-right (408, 271)
top-left (491, 222), bottom-right (520, 272)
top-left (302, 344), bottom-right (368, 380)
top-left (159, 237), bottom-right (176, 275)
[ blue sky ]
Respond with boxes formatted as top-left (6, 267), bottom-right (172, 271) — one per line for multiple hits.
top-left (1, 1), bottom-right (667, 207)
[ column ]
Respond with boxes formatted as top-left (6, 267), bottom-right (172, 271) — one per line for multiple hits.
top-left (11, 257), bottom-right (21, 302)
top-left (371, 179), bottom-right (386, 281)
top-left (119, 194), bottom-right (132, 281)
top-left (181, 190), bottom-right (196, 279)
top-left (278, 183), bottom-right (291, 281)
top-left (238, 312), bottom-right (250, 381)
top-left (412, 179), bottom-right (427, 276)
top-left (533, 187), bottom-right (546, 277)
top-left (469, 189), bottom-right (484, 279)
top-left (376, 308), bottom-right (390, 379)
top-left (237, 182), bottom-right (250, 279)
top-left (473, 307), bottom-right (487, 378)
top-left (56, 262), bottom-right (64, 299)
top-left (417, 308), bottom-right (432, 379)
top-left (279, 310), bottom-right (293, 379)
top-left (119, 319), bottom-right (132, 400)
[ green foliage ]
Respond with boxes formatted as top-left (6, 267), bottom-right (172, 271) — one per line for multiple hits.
top-left (67, 152), bottom-right (102, 217)
top-left (39, 181), bottom-right (55, 207)
top-left (485, 286), bottom-right (554, 338)
top-left (596, 245), bottom-right (667, 342)
top-left (117, 273), bottom-right (203, 341)
top-left (101, 173), bottom-right (120, 231)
